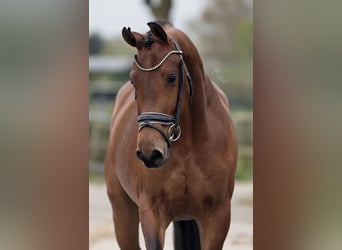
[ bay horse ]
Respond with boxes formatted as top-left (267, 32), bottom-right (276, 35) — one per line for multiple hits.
top-left (105, 21), bottom-right (237, 250)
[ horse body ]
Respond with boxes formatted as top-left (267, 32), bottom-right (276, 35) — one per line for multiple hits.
top-left (105, 21), bottom-right (237, 250)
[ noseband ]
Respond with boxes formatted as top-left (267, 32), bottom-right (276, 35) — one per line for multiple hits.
top-left (134, 40), bottom-right (193, 147)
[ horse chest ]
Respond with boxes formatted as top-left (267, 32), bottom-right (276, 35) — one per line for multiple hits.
top-left (155, 170), bottom-right (218, 216)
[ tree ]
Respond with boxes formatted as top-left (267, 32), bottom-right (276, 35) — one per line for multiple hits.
top-left (89, 33), bottom-right (104, 55)
top-left (189, 0), bottom-right (252, 64)
top-left (144, 0), bottom-right (172, 21)
top-left (188, 0), bottom-right (253, 109)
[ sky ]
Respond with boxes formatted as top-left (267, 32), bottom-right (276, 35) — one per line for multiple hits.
top-left (89, 0), bottom-right (209, 39)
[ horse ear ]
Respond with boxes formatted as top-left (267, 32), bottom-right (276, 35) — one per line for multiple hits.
top-left (122, 27), bottom-right (142, 48)
top-left (147, 22), bottom-right (168, 44)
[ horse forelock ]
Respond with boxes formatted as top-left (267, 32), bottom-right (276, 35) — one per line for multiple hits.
top-left (142, 32), bottom-right (154, 48)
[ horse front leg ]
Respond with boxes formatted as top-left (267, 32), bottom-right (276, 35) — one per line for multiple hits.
top-left (197, 200), bottom-right (231, 250)
top-left (139, 198), bottom-right (170, 250)
top-left (106, 179), bottom-right (140, 250)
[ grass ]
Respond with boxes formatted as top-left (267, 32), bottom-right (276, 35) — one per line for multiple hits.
top-left (101, 37), bottom-right (135, 56)
top-left (89, 109), bottom-right (253, 182)
top-left (231, 109), bottom-right (253, 181)
top-left (90, 150), bottom-right (252, 183)
top-left (90, 154), bottom-right (252, 183)
top-left (236, 154), bottom-right (253, 180)
top-left (89, 171), bottom-right (105, 183)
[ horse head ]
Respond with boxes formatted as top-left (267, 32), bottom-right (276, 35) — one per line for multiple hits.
top-left (122, 21), bottom-right (192, 168)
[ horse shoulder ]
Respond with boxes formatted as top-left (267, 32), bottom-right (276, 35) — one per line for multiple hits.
top-left (109, 81), bottom-right (138, 159)
top-left (211, 79), bottom-right (230, 111)
top-left (110, 81), bottom-right (135, 124)
top-left (106, 81), bottom-right (133, 167)
top-left (106, 81), bottom-right (141, 202)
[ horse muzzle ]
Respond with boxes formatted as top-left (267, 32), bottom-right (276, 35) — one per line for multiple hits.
top-left (136, 147), bottom-right (167, 168)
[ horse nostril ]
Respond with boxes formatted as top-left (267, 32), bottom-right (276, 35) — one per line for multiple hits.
top-left (151, 149), bottom-right (163, 162)
top-left (136, 149), bottom-right (143, 160)
top-left (136, 148), bottom-right (165, 168)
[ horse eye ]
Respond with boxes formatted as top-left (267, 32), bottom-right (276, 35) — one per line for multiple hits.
top-left (167, 74), bottom-right (177, 85)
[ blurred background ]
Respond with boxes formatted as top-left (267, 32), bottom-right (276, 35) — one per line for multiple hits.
top-left (89, 0), bottom-right (253, 180)
top-left (89, 0), bottom-right (253, 249)
top-left (89, 0), bottom-right (253, 250)
top-left (1, 1), bottom-right (341, 250)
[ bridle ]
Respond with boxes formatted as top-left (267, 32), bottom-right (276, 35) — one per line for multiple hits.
top-left (133, 40), bottom-right (193, 148)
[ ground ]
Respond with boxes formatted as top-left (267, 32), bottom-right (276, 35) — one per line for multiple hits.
top-left (89, 181), bottom-right (253, 250)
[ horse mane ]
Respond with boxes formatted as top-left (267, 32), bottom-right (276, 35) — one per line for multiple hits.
top-left (165, 24), bottom-right (206, 81)
top-left (164, 23), bottom-right (210, 139)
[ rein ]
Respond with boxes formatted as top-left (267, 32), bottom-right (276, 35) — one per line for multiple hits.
top-left (134, 40), bottom-right (193, 147)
